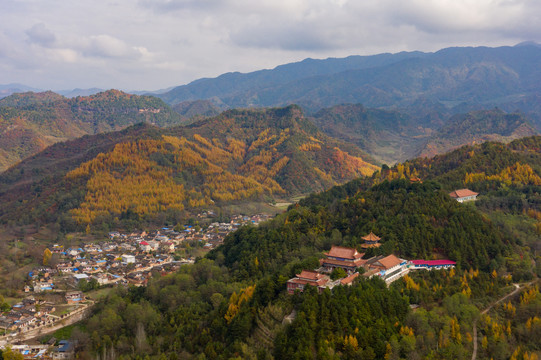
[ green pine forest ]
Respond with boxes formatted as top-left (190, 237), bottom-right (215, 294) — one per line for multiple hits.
top-left (65, 136), bottom-right (541, 359)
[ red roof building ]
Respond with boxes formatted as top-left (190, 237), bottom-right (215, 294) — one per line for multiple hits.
top-left (340, 272), bottom-right (359, 286)
top-left (286, 270), bottom-right (331, 294)
top-left (361, 232), bottom-right (382, 248)
top-left (368, 254), bottom-right (402, 271)
top-left (449, 189), bottom-right (479, 202)
top-left (320, 246), bottom-right (365, 273)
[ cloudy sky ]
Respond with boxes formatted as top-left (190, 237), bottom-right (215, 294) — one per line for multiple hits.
top-left (1, 0), bottom-right (540, 91)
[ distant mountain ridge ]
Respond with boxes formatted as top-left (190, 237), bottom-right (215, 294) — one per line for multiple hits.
top-left (0, 89), bottom-right (185, 172)
top-left (155, 44), bottom-right (541, 127)
top-left (155, 51), bottom-right (426, 106)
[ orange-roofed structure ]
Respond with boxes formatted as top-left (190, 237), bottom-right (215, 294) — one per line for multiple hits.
top-left (286, 270), bottom-right (331, 294)
top-left (361, 232), bottom-right (382, 248)
top-left (320, 246), bottom-right (365, 273)
top-left (449, 189), bottom-right (478, 202)
top-left (340, 272), bottom-right (359, 286)
top-left (369, 254), bottom-right (402, 271)
top-left (366, 254), bottom-right (409, 284)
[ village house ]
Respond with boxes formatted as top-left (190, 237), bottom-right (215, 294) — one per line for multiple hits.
top-left (0, 316), bottom-right (17, 331)
top-left (160, 242), bottom-right (175, 253)
top-left (119, 242), bottom-right (136, 251)
top-left (122, 254), bottom-right (136, 264)
top-left (65, 248), bottom-right (83, 257)
top-left (65, 291), bottom-right (85, 304)
top-left (83, 244), bottom-right (101, 254)
top-left (72, 273), bottom-right (89, 285)
top-left (139, 241), bottom-right (152, 252)
top-left (320, 246), bottom-right (365, 273)
top-left (54, 340), bottom-right (75, 359)
top-left (101, 243), bottom-right (117, 252)
top-left (449, 189), bottom-right (479, 202)
top-left (51, 244), bottom-right (64, 253)
top-left (33, 279), bottom-right (54, 292)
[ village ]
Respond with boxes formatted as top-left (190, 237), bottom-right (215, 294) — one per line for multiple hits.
top-left (0, 213), bottom-right (273, 357)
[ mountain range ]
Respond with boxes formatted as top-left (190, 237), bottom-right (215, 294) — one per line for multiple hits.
top-left (2, 43), bottom-right (541, 171)
top-left (154, 44), bottom-right (541, 124)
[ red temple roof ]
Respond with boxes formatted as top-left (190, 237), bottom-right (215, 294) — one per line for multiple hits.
top-left (296, 270), bottom-right (325, 281)
top-left (321, 258), bottom-right (365, 268)
top-left (379, 255), bottom-right (401, 269)
top-left (325, 246), bottom-right (363, 260)
top-left (340, 272), bottom-right (359, 285)
top-left (369, 255), bottom-right (402, 270)
top-left (361, 232), bottom-right (380, 241)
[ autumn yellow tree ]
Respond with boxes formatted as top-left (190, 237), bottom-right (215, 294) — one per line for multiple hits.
top-left (43, 248), bottom-right (52, 266)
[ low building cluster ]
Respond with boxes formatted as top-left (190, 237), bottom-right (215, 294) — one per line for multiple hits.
top-left (287, 233), bottom-right (455, 294)
top-left (0, 297), bottom-right (56, 334)
top-left (1, 340), bottom-right (75, 359)
top-left (26, 214), bottom-right (274, 293)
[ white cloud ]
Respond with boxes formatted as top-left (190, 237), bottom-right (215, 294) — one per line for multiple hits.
top-left (0, 0), bottom-right (540, 90)
top-left (26, 23), bottom-right (56, 46)
top-left (77, 34), bottom-right (143, 59)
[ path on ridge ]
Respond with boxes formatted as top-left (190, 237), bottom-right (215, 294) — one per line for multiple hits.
top-left (471, 281), bottom-right (537, 360)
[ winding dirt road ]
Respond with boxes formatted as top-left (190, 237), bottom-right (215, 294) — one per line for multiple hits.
top-left (471, 282), bottom-right (536, 360)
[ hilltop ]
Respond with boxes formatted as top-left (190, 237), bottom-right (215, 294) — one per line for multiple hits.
top-left (0, 105), bottom-right (377, 231)
top-left (0, 90), bottom-right (185, 172)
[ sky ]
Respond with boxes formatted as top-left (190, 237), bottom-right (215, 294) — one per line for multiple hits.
top-left (1, 0), bottom-right (540, 92)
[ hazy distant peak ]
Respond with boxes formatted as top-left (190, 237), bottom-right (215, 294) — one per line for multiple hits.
top-left (514, 41), bottom-right (541, 47)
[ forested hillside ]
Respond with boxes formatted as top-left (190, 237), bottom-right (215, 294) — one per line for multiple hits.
top-left (311, 105), bottom-right (539, 164)
top-left (0, 90), bottom-right (184, 171)
top-left (73, 137), bottom-right (541, 359)
top-left (311, 104), bottom-right (431, 164)
top-left (302, 136), bottom-right (541, 277)
top-left (0, 105), bottom-right (377, 231)
top-left (419, 110), bottom-right (538, 158)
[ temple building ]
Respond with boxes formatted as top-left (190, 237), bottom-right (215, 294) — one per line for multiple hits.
top-left (361, 232), bottom-right (382, 249)
top-left (286, 270), bottom-right (332, 294)
top-left (320, 246), bottom-right (365, 273)
top-left (365, 254), bottom-right (409, 284)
